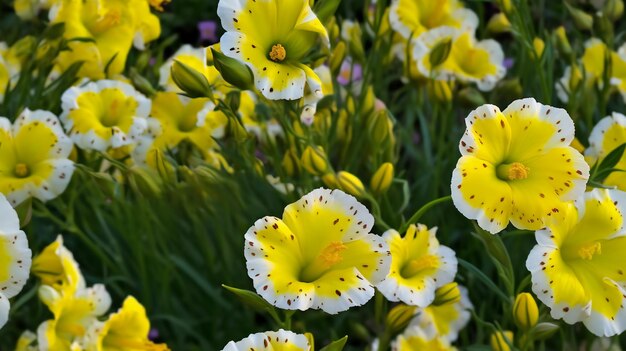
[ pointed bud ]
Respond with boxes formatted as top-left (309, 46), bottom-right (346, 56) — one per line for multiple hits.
top-left (282, 148), bottom-right (301, 177)
top-left (497, 0), bottom-right (513, 13)
top-left (531, 322), bottom-right (559, 340)
top-left (427, 80), bottom-right (453, 103)
top-left (370, 162), bottom-right (394, 195)
top-left (565, 3), bottom-right (593, 30)
top-left (337, 171), bottom-right (365, 197)
top-left (487, 13), bottom-right (512, 34)
top-left (513, 293), bottom-right (539, 331)
top-left (171, 60), bottom-right (213, 99)
top-left (212, 48), bottom-right (254, 90)
top-left (490, 331), bottom-right (514, 351)
top-left (301, 146), bottom-right (330, 176)
top-left (433, 282), bottom-right (461, 306)
top-left (367, 109), bottom-right (394, 146)
top-left (385, 304), bottom-right (417, 334)
top-left (313, 0), bottom-right (341, 24)
top-left (330, 42), bottom-right (347, 76)
top-left (429, 38), bottom-right (453, 67)
top-left (554, 26), bottom-right (573, 59)
top-left (322, 173), bottom-right (338, 188)
top-left (533, 37), bottom-right (545, 59)
top-left (604, 0), bottom-right (624, 21)
top-left (594, 12), bottom-right (614, 44)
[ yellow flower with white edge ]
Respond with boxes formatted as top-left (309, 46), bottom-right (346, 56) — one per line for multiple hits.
top-left (0, 109), bottom-right (74, 207)
top-left (32, 235), bottom-right (85, 296)
top-left (50, 0), bottom-right (161, 79)
top-left (217, 0), bottom-right (329, 100)
top-left (239, 91), bottom-right (283, 140)
top-left (389, 0), bottom-right (477, 41)
top-left (83, 296), bottom-right (169, 351)
top-left (37, 284), bottom-right (111, 351)
top-left (0, 193), bottom-right (32, 329)
top-left (391, 323), bottom-right (457, 351)
top-left (586, 112), bottom-right (626, 190)
top-left (221, 329), bottom-right (310, 351)
top-left (61, 80), bottom-right (151, 152)
top-left (413, 27), bottom-right (506, 91)
top-left (451, 98), bottom-right (589, 234)
top-left (526, 188), bottom-right (626, 337)
top-left (245, 188), bottom-right (391, 314)
top-left (409, 285), bottom-right (473, 342)
top-left (15, 330), bottom-right (37, 351)
top-left (159, 45), bottom-right (228, 95)
top-left (377, 224), bottom-right (457, 307)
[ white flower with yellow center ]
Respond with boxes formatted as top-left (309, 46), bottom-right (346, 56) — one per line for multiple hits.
top-left (245, 188), bottom-right (391, 314)
top-left (83, 296), bottom-right (169, 351)
top-left (217, 0), bottom-right (329, 100)
top-left (409, 285), bottom-right (473, 342)
top-left (0, 193), bottom-right (32, 329)
top-left (585, 112), bottom-right (626, 190)
top-left (526, 188), bottom-right (626, 337)
top-left (391, 323), bottom-right (457, 351)
top-left (221, 329), bottom-right (310, 351)
top-left (376, 224), bottom-right (457, 307)
top-left (0, 109), bottom-right (74, 207)
top-left (389, 0), bottom-right (478, 40)
top-left (413, 27), bottom-right (506, 91)
top-left (61, 80), bottom-right (150, 152)
top-left (37, 284), bottom-right (111, 350)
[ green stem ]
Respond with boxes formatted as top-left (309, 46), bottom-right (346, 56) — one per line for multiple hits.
top-left (400, 195), bottom-right (452, 233)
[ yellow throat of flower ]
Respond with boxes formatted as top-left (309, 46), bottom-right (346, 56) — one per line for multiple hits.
top-left (300, 241), bottom-right (347, 282)
top-left (497, 162), bottom-right (530, 181)
top-left (401, 255), bottom-right (439, 278)
top-left (269, 44), bottom-right (286, 62)
top-left (92, 9), bottom-right (122, 33)
top-left (578, 241), bottom-right (602, 260)
top-left (14, 163), bottom-right (30, 178)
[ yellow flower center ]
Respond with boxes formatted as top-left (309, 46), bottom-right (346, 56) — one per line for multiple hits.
top-left (497, 162), bottom-right (530, 181)
top-left (400, 255), bottom-right (439, 278)
top-left (577, 241), bottom-right (602, 260)
top-left (14, 163), bottom-right (30, 178)
top-left (299, 241), bottom-right (347, 282)
top-left (269, 44), bottom-right (287, 62)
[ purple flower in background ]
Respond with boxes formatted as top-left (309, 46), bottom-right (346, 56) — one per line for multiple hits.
top-left (149, 328), bottom-right (160, 341)
top-left (198, 21), bottom-right (218, 43)
top-left (503, 58), bottom-right (515, 70)
top-left (337, 58), bottom-right (363, 86)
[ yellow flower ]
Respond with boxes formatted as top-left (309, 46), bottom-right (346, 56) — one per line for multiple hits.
top-left (50, 0), bottom-right (161, 79)
top-left (83, 296), bottom-right (169, 351)
top-left (0, 109), bottom-right (74, 207)
top-left (0, 194), bottom-right (32, 329)
top-left (221, 329), bottom-right (310, 351)
top-left (0, 42), bottom-right (21, 102)
top-left (60, 80), bottom-right (151, 152)
top-left (413, 28), bottom-right (506, 91)
top-left (15, 330), bottom-right (37, 351)
top-left (159, 45), bottom-right (227, 95)
top-left (245, 188), bottom-right (391, 314)
top-left (377, 224), bottom-right (457, 307)
top-left (409, 285), bottom-right (473, 342)
top-left (238, 91), bottom-right (282, 139)
top-left (217, 0), bottom-right (329, 100)
top-left (389, 0), bottom-right (478, 40)
top-left (512, 292), bottom-right (539, 330)
top-left (37, 284), bottom-right (112, 350)
top-left (451, 98), bottom-right (590, 234)
top-left (586, 113), bottom-right (626, 190)
top-left (490, 330), bottom-right (514, 351)
top-left (526, 188), bottom-right (626, 337)
top-left (131, 93), bottom-right (228, 166)
top-left (391, 324), bottom-right (457, 351)
top-left (32, 235), bottom-right (85, 296)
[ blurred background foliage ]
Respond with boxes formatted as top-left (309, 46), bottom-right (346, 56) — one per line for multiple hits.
top-left (0, 0), bottom-right (625, 349)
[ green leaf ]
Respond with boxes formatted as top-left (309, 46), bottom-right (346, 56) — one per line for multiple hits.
top-left (319, 336), bottom-right (348, 351)
top-left (222, 285), bottom-right (276, 314)
top-left (313, 0), bottom-right (341, 24)
top-left (458, 258), bottom-right (510, 303)
top-left (594, 143), bottom-right (626, 181)
top-left (14, 198), bottom-right (32, 228)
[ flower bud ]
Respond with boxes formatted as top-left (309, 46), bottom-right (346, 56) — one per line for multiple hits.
top-left (457, 87), bottom-right (486, 108)
top-left (497, 0), bottom-right (513, 13)
top-left (487, 13), bottom-right (512, 34)
top-left (570, 137), bottom-right (585, 153)
top-left (345, 21), bottom-right (365, 63)
top-left (330, 42), bottom-right (347, 76)
top-left (386, 304), bottom-right (417, 334)
top-left (13, 0), bottom-right (40, 20)
top-left (490, 331), bottom-right (514, 351)
top-left (128, 166), bottom-right (163, 197)
top-left (565, 3), bottom-right (594, 30)
top-left (433, 282), bottom-right (461, 306)
top-left (130, 69), bottom-right (157, 97)
top-left (337, 171), bottom-right (366, 197)
top-left (212, 48), bottom-right (254, 90)
top-left (429, 38), bottom-right (452, 67)
top-left (604, 0), bottom-right (624, 21)
top-left (513, 293), bottom-right (539, 330)
top-left (171, 60), bottom-right (212, 99)
top-left (367, 109), bottom-right (394, 146)
top-left (313, 0), bottom-right (341, 24)
top-left (301, 146), bottom-right (330, 176)
top-left (427, 80), bottom-right (453, 104)
top-left (531, 322), bottom-right (559, 340)
top-left (228, 119), bottom-right (250, 143)
top-left (594, 12), bottom-right (614, 45)
top-left (322, 173), bottom-right (337, 188)
top-left (554, 26), bottom-right (572, 59)
top-left (370, 162), bottom-right (394, 195)
top-left (282, 148), bottom-right (301, 177)
top-left (533, 37), bottom-right (545, 59)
